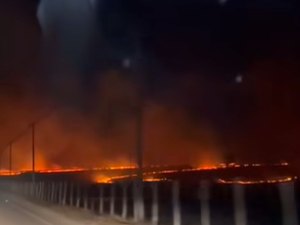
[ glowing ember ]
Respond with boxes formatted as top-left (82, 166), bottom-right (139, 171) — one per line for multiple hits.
top-left (144, 178), bottom-right (167, 182)
top-left (94, 176), bottom-right (113, 184)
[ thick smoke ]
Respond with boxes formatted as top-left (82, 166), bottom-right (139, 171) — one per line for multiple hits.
top-left (1, 70), bottom-right (223, 170)
top-left (3, 0), bottom-right (299, 171)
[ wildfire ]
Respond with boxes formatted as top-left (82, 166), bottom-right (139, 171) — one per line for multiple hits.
top-left (0, 170), bottom-right (22, 176)
top-left (94, 174), bottom-right (167, 184)
top-left (217, 176), bottom-right (297, 185)
top-left (0, 166), bottom-right (136, 176)
top-left (94, 176), bottom-right (114, 184)
top-left (0, 161), bottom-right (293, 186)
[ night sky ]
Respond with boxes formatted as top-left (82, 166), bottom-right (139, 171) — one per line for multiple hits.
top-left (0, 0), bottom-right (299, 168)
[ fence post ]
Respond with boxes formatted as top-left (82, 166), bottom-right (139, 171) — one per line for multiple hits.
top-left (41, 182), bottom-right (45, 200)
top-left (51, 182), bottom-right (55, 202)
top-left (54, 182), bottom-right (58, 203)
top-left (84, 186), bottom-right (88, 210)
top-left (39, 182), bottom-right (43, 200)
top-left (62, 182), bottom-right (67, 206)
top-left (133, 180), bottom-right (145, 222)
top-left (59, 182), bottom-right (63, 205)
top-left (152, 182), bottom-right (159, 225)
top-left (110, 184), bottom-right (115, 216)
top-left (199, 180), bottom-right (210, 225)
top-left (233, 184), bottom-right (247, 225)
top-left (99, 185), bottom-right (104, 214)
top-left (76, 184), bottom-right (81, 208)
top-left (69, 182), bottom-right (74, 206)
top-left (172, 181), bottom-right (181, 225)
top-left (279, 182), bottom-right (298, 225)
top-left (122, 183), bottom-right (128, 219)
top-left (36, 182), bottom-right (40, 199)
top-left (47, 182), bottom-right (51, 201)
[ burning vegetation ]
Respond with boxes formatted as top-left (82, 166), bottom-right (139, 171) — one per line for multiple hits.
top-left (0, 161), bottom-right (294, 186)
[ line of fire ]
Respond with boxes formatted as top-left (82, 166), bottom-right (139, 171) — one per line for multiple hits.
top-left (0, 162), bottom-right (296, 185)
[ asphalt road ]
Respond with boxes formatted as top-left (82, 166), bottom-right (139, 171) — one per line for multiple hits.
top-left (0, 190), bottom-right (126, 225)
top-left (0, 191), bottom-right (71, 225)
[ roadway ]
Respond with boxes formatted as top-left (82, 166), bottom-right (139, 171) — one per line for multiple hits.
top-left (0, 191), bottom-right (125, 225)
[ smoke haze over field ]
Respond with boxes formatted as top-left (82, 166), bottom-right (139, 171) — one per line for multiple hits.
top-left (0, 0), bottom-right (300, 170)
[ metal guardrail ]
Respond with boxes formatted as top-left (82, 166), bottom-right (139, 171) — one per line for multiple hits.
top-left (1, 180), bottom-right (298, 225)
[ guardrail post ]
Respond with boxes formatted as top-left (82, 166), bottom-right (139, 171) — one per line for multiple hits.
top-left (172, 181), bottom-right (181, 225)
top-left (41, 182), bottom-right (45, 200)
top-left (110, 184), bottom-right (115, 216)
top-left (62, 182), bottom-right (67, 206)
top-left (199, 180), bottom-right (210, 225)
top-left (47, 182), bottom-right (51, 201)
top-left (233, 184), bottom-right (247, 225)
top-left (99, 185), bottom-right (104, 214)
top-left (84, 186), bottom-right (88, 210)
top-left (133, 180), bottom-right (145, 222)
top-left (279, 182), bottom-right (298, 225)
top-left (38, 182), bottom-right (42, 199)
top-left (51, 182), bottom-right (55, 202)
top-left (152, 182), bottom-right (159, 225)
top-left (58, 182), bottom-right (63, 205)
top-left (76, 184), bottom-right (81, 208)
top-left (122, 183), bottom-right (128, 219)
top-left (69, 182), bottom-right (74, 206)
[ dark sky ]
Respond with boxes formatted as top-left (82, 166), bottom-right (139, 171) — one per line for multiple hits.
top-left (0, 0), bottom-right (300, 167)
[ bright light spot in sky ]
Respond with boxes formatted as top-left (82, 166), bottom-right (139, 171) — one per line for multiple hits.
top-left (235, 74), bottom-right (243, 83)
top-left (123, 58), bottom-right (131, 68)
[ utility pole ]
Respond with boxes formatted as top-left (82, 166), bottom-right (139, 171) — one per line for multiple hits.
top-left (32, 123), bottom-right (35, 183)
top-left (136, 85), bottom-right (144, 182)
top-left (133, 32), bottom-right (145, 222)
